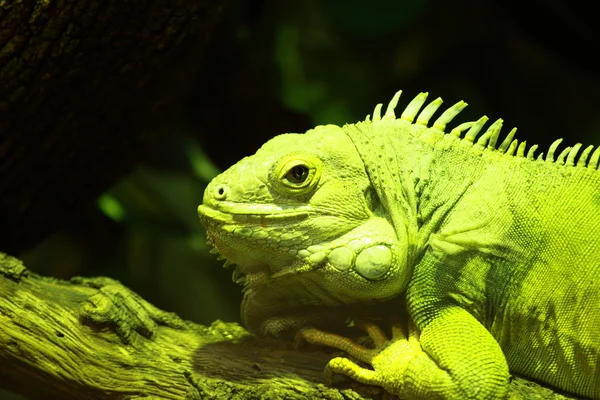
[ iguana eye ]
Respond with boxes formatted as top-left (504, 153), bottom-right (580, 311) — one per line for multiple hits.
top-left (273, 155), bottom-right (321, 194)
top-left (286, 165), bottom-right (309, 183)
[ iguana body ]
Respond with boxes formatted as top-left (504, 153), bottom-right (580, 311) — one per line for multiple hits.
top-left (198, 91), bottom-right (600, 399)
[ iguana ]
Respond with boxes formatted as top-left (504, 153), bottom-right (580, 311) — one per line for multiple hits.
top-left (197, 90), bottom-right (600, 399)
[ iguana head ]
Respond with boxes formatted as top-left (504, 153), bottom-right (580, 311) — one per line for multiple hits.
top-left (198, 123), bottom-right (410, 334)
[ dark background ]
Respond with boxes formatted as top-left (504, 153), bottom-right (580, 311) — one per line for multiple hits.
top-left (12, 0), bottom-right (600, 328)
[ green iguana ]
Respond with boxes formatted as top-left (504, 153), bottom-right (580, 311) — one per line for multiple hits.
top-left (197, 90), bottom-right (600, 399)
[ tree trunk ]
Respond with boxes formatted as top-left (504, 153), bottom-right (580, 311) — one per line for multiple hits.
top-left (0, 0), bottom-right (225, 254)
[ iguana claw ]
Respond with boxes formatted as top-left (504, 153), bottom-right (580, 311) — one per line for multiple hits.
top-left (296, 317), bottom-right (422, 397)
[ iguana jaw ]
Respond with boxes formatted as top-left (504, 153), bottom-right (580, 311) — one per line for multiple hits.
top-left (200, 199), bottom-right (410, 334)
top-left (198, 201), bottom-right (320, 288)
top-left (235, 213), bottom-right (408, 334)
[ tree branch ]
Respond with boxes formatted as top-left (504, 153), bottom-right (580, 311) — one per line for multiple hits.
top-left (0, 254), bottom-right (579, 399)
top-left (0, 253), bottom-right (376, 399)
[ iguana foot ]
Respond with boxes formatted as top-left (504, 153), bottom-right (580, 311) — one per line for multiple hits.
top-left (296, 318), bottom-right (422, 396)
top-left (73, 276), bottom-right (185, 345)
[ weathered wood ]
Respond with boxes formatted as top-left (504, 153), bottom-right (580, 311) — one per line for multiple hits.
top-left (0, 253), bottom-right (376, 399)
top-left (0, 0), bottom-right (225, 254)
top-left (0, 253), bottom-right (580, 399)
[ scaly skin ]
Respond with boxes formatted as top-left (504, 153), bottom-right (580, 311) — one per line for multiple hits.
top-left (198, 91), bottom-right (600, 399)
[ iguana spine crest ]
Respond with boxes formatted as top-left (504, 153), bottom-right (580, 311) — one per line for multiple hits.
top-left (369, 91), bottom-right (600, 169)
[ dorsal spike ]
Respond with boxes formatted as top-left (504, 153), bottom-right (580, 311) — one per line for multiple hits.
top-left (506, 139), bottom-right (519, 156)
top-left (432, 101), bottom-right (467, 131)
top-left (373, 103), bottom-right (383, 121)
top-left (546, 139), bottom-right (563, 163)
top-left (556, 147), bottom-right (571, 165)
top-left (464, 116), bottom-right (489, 142)
top-left (450, 121), bottom-right (475, 138)
top-left (516, 141), bottom-right (527, 157)
top-left (498, 127), bottom-right (517, 153)
top-left (526, 144), bottom-right (539, 160)
top-left (589, 147), bottom-right (600, 170)
top-left (383, 90), bottom-right (402, 121)
top-left (401, 92), bottom-right (429, 123)
top-left (566, 143), bottom-right (582, 167)
top-left (577, 145), bottom-right (594, 167)
top-left (476, 119), bottom-right (503, 149)
top-left (474, 127), bottom-right (493, 149)
top-left (416, 97), bottom-right (443, 126)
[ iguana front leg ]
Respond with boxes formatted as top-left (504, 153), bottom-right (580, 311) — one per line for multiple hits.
top-left (298, 313), bottom-right (509, 399)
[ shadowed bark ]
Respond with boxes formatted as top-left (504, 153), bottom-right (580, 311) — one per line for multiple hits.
top-left (0, 0), bottom-right (225, 254)
top-left (0, 253), bottom-right (580, 400)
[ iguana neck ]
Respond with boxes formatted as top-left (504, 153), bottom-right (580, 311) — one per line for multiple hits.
top-left (413, 137), bottom-right (491, 251)
top-left (344, 120), bottom-right (489, 266)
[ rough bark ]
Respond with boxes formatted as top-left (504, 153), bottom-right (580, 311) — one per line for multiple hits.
top-left (0, 0), bottom-right (225, 254)
top-left (0, 253), bottom-right (581, 400)
top-left (0, 252), bottom-right (375, 399)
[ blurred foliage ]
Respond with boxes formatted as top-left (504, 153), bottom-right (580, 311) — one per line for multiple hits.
top-left (275, 0), bottom-right (430, 125)
top-left (19, 0), bottom-right (600, 329)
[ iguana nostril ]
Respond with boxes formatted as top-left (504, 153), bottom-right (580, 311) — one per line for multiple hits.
top-left (214, 185), bottom-right (228, 200)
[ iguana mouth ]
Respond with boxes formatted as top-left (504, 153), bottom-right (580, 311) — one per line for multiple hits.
top-left (199, 203), bottom-right (310, 288)
top-left (197, 203), bottom-right (311, 224)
